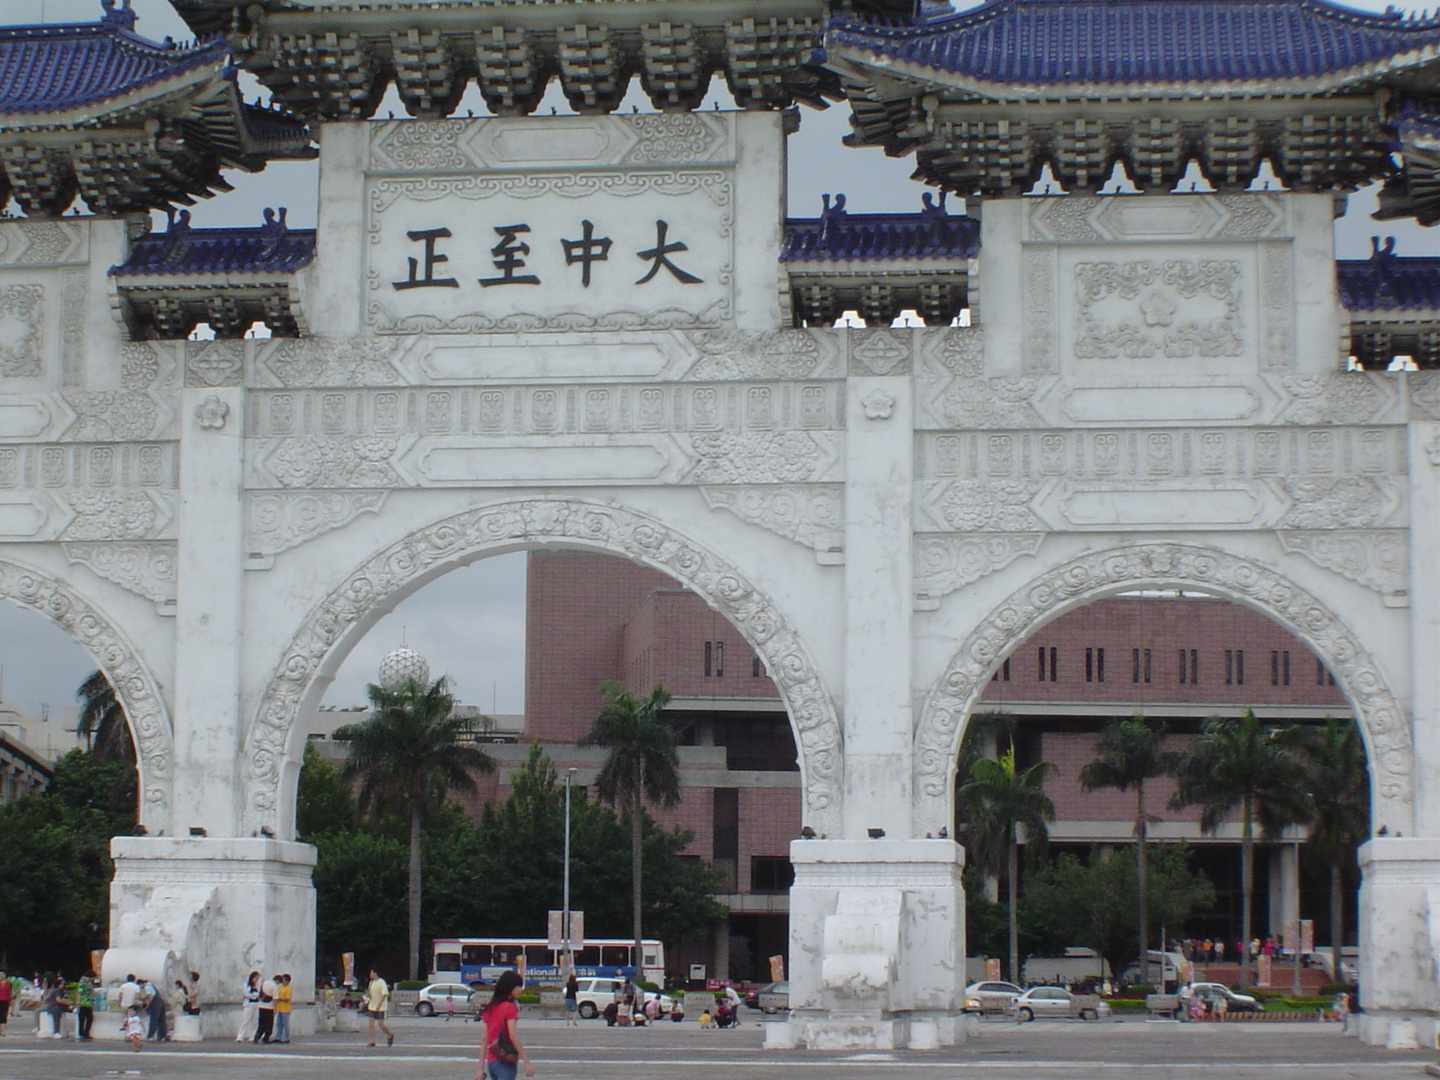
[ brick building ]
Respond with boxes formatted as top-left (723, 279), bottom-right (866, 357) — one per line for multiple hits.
top-left (517, 557), bottom-right (1356, 980)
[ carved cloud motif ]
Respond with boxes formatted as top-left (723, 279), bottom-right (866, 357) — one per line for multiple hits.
top-left (1074, 260), bottom-right (1243, 360)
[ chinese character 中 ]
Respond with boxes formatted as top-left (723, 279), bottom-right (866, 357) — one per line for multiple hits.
top-left (393, 227), bottom-right (460, 290)
top-left (479, 224), bottom-right (541, 287)
top-left (560, 220), bottom-right (613, 287)
top-left (635, 219), bottom-right (702, 285)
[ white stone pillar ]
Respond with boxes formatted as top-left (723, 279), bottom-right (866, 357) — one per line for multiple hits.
top-left (1269, 843), bottom-right (1300, 940)
top-left (1356, 838), bottom-right (1440, 1048)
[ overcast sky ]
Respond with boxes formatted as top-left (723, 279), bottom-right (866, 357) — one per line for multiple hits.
top-left (1, 0), bottom-right (1436, 722)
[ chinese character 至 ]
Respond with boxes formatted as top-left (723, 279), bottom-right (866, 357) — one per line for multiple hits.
top-left (393, 227), bottom-right (460, 290)
top-left (480, 224), bottom-right (541, 287)
top-left (635, 219), bottom-right (702, 285)
top-left (560, 220), bottom-right (613, 287)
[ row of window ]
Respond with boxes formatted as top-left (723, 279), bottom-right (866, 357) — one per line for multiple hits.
top-left (701, 641), bottom-right (767, 678)
top-left (990, 648), bottom-right (1337, 687)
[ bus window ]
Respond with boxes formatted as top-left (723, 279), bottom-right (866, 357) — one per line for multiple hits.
top-left (434, 952), bottom-right (462, 974)
top-left (601, 945), bottom-right (630, 968)
top-left (525, 945), bottom-right (553, 967)
top-left (461, 945), bottom-right (493, 966)
top-left (492, 945), bottom-right (519, 966)
top-left (643, 950), bottom-right (658, 966)
top-left (573, 946), bottom-right (601, 967)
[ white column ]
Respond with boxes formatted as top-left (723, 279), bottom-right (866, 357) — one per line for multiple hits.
top-left (1269, 843), bottom-right (1300, 940)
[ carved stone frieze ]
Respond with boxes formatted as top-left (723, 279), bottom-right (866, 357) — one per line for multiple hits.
top-left (1272, 373), bottom-right (1395, 425)
top-left (920, 478), bottom-right (1043, 532)
top-left (914, 543), bottom-right (1413, 835)
top-left (913, 533), bottom-right (1044, 609)
top-left (1074, 259), bottom-right (1243, 360)
top-left (120, 342), bottom-right (177, 390)
top-left (1027, 194), bottom-right (1286, 243)
top-left (681, 329), bottom-right (840, 381)
top-left (262, 436), bottom-right (401, 489)
top-left (0, 443), bottom-right (176, 490)
top-left (185, 340), bottom-right (244, 387)
top-left (1275, 530), bottom-right (1408, 603)
top-left (245, 498), bottom-right (841, 837)
top-left (0, 555), bottom-right (171, 828)
top-left (701, 485), bottom-right (843, 563)
top-left (1410, 372), bottom-right (1440, 421)
top-left (1277, 476), bottom-right (1399, 530)
top-left (195, 396), bottom-right (230, 431)
top-left (0, 221), bottom-right (86, 266)
top-left (61, 392), bottom-right (167, 441)
top-left (1022, 248), bottom-right (1057, 372)
top-left (60, 490), bottom-right (172, 541)
top-left (0, 283), bottom-right (44, 377)
top-left (64, 540), bottom-right (178, 609)
top-left (252, 337), bottom-right (402, 388)
top-left (59, 268), bottom-right (86, 387)
top-left (1258, 243), bottom-right (1295, 369)
top-left (683, 432), bottom-right (840, 485)
top-left (246, 491), bottom-right (388, 556)
top-left (917, 328), bottom-right (1045, 430)
top-left (849, 330), bottom-right (911, 376)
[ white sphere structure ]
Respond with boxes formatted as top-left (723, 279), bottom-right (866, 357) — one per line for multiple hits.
top-left (377, 646), bottom-right (430, 690)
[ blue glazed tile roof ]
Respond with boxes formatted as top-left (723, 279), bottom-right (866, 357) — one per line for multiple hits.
top-left (782, 208), bottom-right (980, 262)
top-left (111, 220), bottom-right (316, 278)
top-left (1337, 253), bottom-right (1440, 313)
top-left (0, 1), bottom-right (227, 116)
top-left (829, 0), bottom-right (1440, 89)
top-left (1398, 100), bottom-right (1440, 146)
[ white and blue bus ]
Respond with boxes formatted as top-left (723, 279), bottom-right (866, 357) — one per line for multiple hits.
top-left (430, 937), bottom-right (665, 986)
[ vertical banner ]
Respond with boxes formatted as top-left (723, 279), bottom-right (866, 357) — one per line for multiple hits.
top-left (769, 955), bottom-right (786, 983)
top-left (548, 911), bottom-right (563, 950)
top-left (1300, 920), bottom-right (1314, 953)
top-left (1283, 919), bottom-right (1299, 954)
top-left (1257, 954), bottom-right (1272, 986)
top-left (342, 952), bottom-right (355, 988)
top-left (985, 958), bottom-right (1001, 981)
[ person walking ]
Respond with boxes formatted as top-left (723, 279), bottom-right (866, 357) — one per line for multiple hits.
top-left (364, 969), bottom-right (393, 1048)
top-left (274, 974), bottom-right (293, 1044)
top-left (124, 1006), bottom-right (144, 1051)
top-left (0, 969), bottom-right (11, 1037)
top-left (77, 972), bottom-right (96, 1041)
top-left (478, 970), bottom-right (533, 1080)
top-left (255, 974), bottom-right (277, 1043)
top-left (563, 975), bottom-right (578, 1027)
top-left (237, 972), bottom-right (261, 1042)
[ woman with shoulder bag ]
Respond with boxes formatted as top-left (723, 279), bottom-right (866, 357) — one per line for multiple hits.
top-left (236, 973), bottom-right (260, 1042)
top-left (478, 970), bottom-right (533, 1080)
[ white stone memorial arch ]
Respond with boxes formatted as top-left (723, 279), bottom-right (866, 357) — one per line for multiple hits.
top-left (1, 0), bottom-right (1439, 1051)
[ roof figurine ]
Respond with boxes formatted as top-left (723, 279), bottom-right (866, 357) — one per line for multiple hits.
top-left (0, 0), bottom-right (312, 217)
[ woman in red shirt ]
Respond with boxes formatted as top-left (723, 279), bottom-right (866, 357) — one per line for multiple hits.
top-left (478, 970), bottom-right (534, 1080)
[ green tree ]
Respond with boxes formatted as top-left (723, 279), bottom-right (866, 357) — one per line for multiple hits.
top-left (295, 741), bottom-right (358, 840)
top-left (1079, 717), bottom-right (1179, 986)
top-left (335, 676), bottom-right (495, 980)
top-left (580, 682), bottom-right (681, 975)
top-left (1281, 717), bottom-right (1369, 981)
top-left (76, 669), bottom-right (134, 761)
top-left (1170, 710), bottom-right (1309, 987)
top-left (956, 745), bottom-right (1055, 984)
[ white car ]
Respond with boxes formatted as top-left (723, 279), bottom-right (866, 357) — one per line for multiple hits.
top-left (1009, 986), bottom-right (1111, 1022)
top-left (415, 982), bottom-right (479, 1016)
top-left (573, 977), bottom-right (625, 1019)
top-left (963, 980), bottom-right (1023, 1014)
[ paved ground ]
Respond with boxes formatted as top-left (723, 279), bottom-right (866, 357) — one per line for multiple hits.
top-left (0, 1015), bottom-right (1434, 1080)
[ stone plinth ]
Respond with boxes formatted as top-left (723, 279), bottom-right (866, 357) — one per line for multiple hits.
top-left (1356, 837), bottom-right (1440, 1049)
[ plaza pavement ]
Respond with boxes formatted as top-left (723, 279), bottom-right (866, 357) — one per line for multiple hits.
top-left (0, 1014), bottom-right (1434, 1080)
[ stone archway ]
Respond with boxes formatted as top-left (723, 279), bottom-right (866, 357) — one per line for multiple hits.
top-left (244, 496), bottom-right (841, 838)
top-left (0, 555), bottom-right (173, 832)
top-left (914, 542), bottom-right (1411, 836)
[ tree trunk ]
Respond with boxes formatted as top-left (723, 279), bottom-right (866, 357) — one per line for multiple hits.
top-left (632, 767), bottom-right (644, 981)
top-left (1007, 833), bottom-right (1020, 985)
top-left (1137, 781), bottom-right (1149, 988)
top-left (1330, 860), bottom-right (1344, 985)
top-left (1240, 795), bottom-right (1253, 989)
top-left (409, 804), bottom-right (423, 982)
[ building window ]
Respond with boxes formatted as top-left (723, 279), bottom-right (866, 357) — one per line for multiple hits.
top-left (1226, 649), bottom-right (1245, 686)
top-left (1085, 647), bottom-right (1105, 683)
top-left (1271, 650), bottom-right (1291, 686)
top-left (991, 658), bottom-right (1011, 683)
top-left (1133, 648), bottom-right (1151, 684)
top-left (704, 641), bottom-right (712, 677)
top-left (704, 641), bottom-right (724, 677)
top-left (752, 654), bottom-right (763, 678)
top-left (750, 856), bottom-right (795, 894)
top-left (1178, 648), bottom-right (1199, 684)
top-left (1317, 659), bottom-right (1335, 686)
top-left (1038, 646), bottom-right (1057, 682)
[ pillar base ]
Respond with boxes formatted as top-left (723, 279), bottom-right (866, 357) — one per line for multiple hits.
top-left (1356, 838), bottom-right (1440, 1047)
top-left (109, 836), bottom-right (317, 1015)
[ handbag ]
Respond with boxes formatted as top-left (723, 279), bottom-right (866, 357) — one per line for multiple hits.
top-left (489, 1028), bottom-right (520, 1066)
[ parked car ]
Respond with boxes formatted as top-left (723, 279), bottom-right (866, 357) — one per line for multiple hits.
top-left (1186, 982), bottom-right (1263, 1013)
top-left (1009, 986), bottom-right (1111, 1022)
top-left (756, 981), bottom-right (789, 1014)
top-left (415, 982), bottom-right (480, 1016)
top-left (574, 976), bottom-right (625, 1019)
top-left (963, 980), bottom-right (1023, 1014)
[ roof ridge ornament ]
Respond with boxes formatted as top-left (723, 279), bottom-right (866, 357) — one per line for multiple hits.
top-left (99, 0), bottom-right (137, 32)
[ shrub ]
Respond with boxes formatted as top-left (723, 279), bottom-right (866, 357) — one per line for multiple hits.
top-left (1319, 982), bottom-right (1357, 997)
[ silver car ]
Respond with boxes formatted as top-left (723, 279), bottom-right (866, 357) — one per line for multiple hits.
top-left (1010, 986), bottom-right (1110, 1022)
top-left (963, 980), bottom-right (1022, 1014)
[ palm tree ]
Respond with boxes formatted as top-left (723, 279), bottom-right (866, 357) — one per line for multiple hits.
top-left (1281, 718), bottom-right (1368, 983)
top-left (956, 744), bottom-right (1055, 984)
top-left (580, 681), bottom-right (680, 978)
top-left (335, 675), bottom-right (495, 980)
top-left (1170, 710), bottom-right (1310, 988)
top-left (76, 669), bottom-right (134, 760)
top-left (1080, 717), bottom-right (1179, 988)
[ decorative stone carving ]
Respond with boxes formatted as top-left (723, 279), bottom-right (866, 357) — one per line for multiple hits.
top-left (683, 432), bottom-right (839, 484)
top-left (0, 221), bottom-right (86, 265)
top-left (252, 337), bottom-right (401, 388)
top-left (1022, 248), bottom-right (1056, 372)
top-left (1410, 373), bottom-right (1440, 422)
top-left (919, 478), bottom-right (1042, 532)
top-left (245, 498), bottom-right (841, 837)
top-left (701, 485), bottom-right (843, 563)
top-left (0, 555), bottom-right (171, 828)
top-left (60, 490), bottom-right (170, 540)
top-left (1259, 243), bottom-right (1295, 369)
top-left (1275, 530), bottom-right (1408, 602)
top-left (849, 330), bottom-right (911, 376)
top-left (0, 283), bottom-right (44, 376)
top-left (195, 396), bottom-right (229, 431)
top-left (62, 392), bottom-right (164, 441)
top-left (1027, 194), bottom-right (1286, 242)
top-left (1427, 436), bottom-right (1440, 467)
top-left (185, 341), bottom-right (244, 387)
top-left (914, 543), bottom-right (1413, 835)
top-left (918, 328), bottom-right (1045, 429)
top-left (246, 491), bottom-right (388, 556)
top-left (1278, 476), bottom-right (1394, 529)
top-left (64, 541), bottom-right (178, 609)
top-left (1275, 374), bottom-right (1392, 425)
top-left (60, 269), bottom-right (86, 387)
top-left (681, 329), bottom-right (839, 381)
top-left (1074, 260), bottom-right (1243, 360)
top-left (913, 534), bottom-right (1044, 609)
top-left (121, 343), bottom-right (170, 390)
top-left (262, 436), bottom-right (399, 489)
top-left (860, 390), bottom-right (895, 420)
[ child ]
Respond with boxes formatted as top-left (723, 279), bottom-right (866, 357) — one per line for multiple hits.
top-left (698, 1008), bottom-right (713, 1029)
top-left (125, 1007), bottom-right (144, 1051)
top-left (445, 994), bottom-right (455, 1021)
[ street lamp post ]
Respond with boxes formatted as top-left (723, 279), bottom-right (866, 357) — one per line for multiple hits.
top-left (563, 767), bottom-right (577, 974)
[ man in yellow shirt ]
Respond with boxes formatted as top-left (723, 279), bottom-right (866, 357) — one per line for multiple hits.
top-left (274, 975), bottom-right (293, 1044)
top-left (363, 970), bottom-right (394, 1047)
